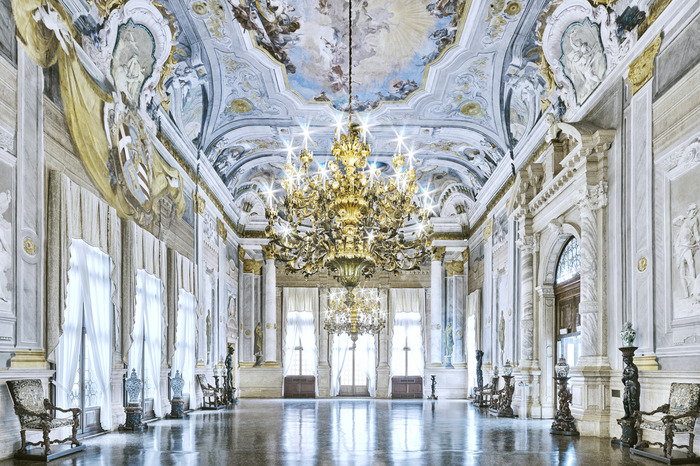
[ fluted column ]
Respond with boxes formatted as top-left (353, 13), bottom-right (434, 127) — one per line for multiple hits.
top-left (430, 247), bottom-right (446, 366)
top-left (262, 254), bottom-right (277, 364)
top-left (578, 182), bottom-right (608, 361)
top-left (518, 235), bottom-right (535, 363)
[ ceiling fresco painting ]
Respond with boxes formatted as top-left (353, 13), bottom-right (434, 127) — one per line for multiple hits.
top-left (14, 0), bottom-right (653, 228)
top-left (228, 0), bottom-right (468, 111)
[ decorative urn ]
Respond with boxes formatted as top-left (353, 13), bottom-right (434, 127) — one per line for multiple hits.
top-left (493, 365), bottom-right (499, 377)
top-left (620, 322), bottom-right (636, 347)
top-left (171, 370), bottom-right (185, 398)
top-left (555, 357), bottom-right (570, 378)
top-left (504, 360), bottom-right (513, 376)
top-left (125, 369), bottom-right (143, 404)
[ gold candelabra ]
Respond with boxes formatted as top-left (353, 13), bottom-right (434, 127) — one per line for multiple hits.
top-left (264, 125), bottom-right (434, 290)
top-left (324, 287), bottom-right (385, 345)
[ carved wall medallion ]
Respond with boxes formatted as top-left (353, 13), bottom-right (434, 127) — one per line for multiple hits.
top-left (23, 238), bottom-right (35, 256)
top-left (559, 19), bottom-right (607, 106)
top-left (637, 257), bottom-right (648, 272)
top-left (628, 34), bottom-right (662, 95)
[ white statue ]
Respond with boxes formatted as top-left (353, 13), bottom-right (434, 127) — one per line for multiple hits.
top-left (674, 203), bottom-right (700, 298)
top-left (0, 190), bottom-right (11, 302)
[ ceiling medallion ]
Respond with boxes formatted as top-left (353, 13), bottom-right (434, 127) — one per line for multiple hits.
top-left (264, 0), bottom-right (435, 341)
top-left (228, 99), bottom-right (253, 114)
top-left (460, 101), bottom-right (482, 116)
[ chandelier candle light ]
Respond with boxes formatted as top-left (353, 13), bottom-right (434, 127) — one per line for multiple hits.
top-left (324, 288), bottom-right (385, 346)
top-left (264, 0), bottom-right (434, 342)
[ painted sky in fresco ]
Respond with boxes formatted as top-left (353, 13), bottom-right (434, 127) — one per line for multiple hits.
top-left (230, 0), bottom-right (466, 111)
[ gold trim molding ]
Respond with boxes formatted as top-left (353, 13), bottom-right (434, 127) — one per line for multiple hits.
top-left (10, 350), bottom-right (47, 368)
top-left (628, 34), bottom-right (662, 95)
top-left (193, 192), bottom-right (206, 215)
top-left (634, 354), bottom-right (659, 371)
top-left (462, 248), bottom-right (469, 262)
top-left (483, 217), bottom-right (494, 241)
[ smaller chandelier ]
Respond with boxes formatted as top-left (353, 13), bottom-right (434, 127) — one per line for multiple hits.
top-left (324, 288), bottom-right (385, 345)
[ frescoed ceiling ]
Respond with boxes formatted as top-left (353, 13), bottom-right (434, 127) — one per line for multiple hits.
top-left (63, 0), bottom-right (555, 217)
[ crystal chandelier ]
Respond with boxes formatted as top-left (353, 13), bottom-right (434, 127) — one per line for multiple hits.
top-left (263, 0), bottom-right (434, 293)
top-left (324, 288), bottom-right (385, 345)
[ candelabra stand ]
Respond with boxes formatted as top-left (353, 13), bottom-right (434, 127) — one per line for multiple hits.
top-left (612, 346), bottom-right (640, 447)
top-left (551, 376), bottom-right (579, 436)
top-left (428, 375), bottom-right (438, 400)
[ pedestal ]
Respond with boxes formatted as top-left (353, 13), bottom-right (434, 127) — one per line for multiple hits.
top-left (612, 346), bottom-right (640, 447)
top-left (551, 376), bottom-right (579, 436)
top-left (428, 375), bottom-right (438, 400)
top-left (167, 397), bottom-right (185, 419)
top-left (119, 403), bottom-right (147, 432)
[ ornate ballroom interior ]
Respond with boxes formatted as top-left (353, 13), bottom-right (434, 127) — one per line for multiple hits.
top-left (0, 0), bottom-right (699, 463)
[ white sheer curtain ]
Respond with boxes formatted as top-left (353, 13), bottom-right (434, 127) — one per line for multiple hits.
top-left (330, 333), bottom-right (351, 396)
top-left (76, 240), bottom-right (113, 430)
top-left (283, 287), bottom-right (319, 393)
top-left (355, 334), bottom-right (377, 397)
top-left (55, 250), bottom-right (82, 411)
top-left (173, 290), bottom-right (196, 396)
top-left (131, 270), bottom-right (163, 417)
top-left (389, 289), bottom-right (425, 384)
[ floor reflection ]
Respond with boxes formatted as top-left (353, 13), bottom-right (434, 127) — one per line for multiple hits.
top-left (0, 400), bottom-right (653, 465)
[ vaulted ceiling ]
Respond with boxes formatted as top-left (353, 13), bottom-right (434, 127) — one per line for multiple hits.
top-left (162, 0), bottom-right (548, 213)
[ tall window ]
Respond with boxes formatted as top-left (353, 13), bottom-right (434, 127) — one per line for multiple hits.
top-left (555, 237), bottom-right (581, 368)
top-left (173, 290), bottom-right (196, 398)
top-left (56, 240), bottom-right (112, 433)
top-left (129, 270), bottom-right (163, 419)
top-left (391, 313), bottom-right (422, 377)
top-left (284, 311), bottom-right (316, 377)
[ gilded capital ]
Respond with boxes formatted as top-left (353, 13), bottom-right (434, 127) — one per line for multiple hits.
top-left (483, 217), bottom-right (494, 242)
top-left (462, 248), bottom-right (469, 263)
top-left (431, 246), bottom-right (446, 262)
top-left (193, 192), bottom-right (206, 215)
top-left (628, 34), bottom-right (662, 95)
top-left (263, 244), bottom-right (275, 260)
top-left (217, 218), bottom-right (227, 241)
top-left (238, 245), bottom-right (246, 261)
top-left (243, 259), bottom-right (263, 275)
top-left (445, 260), bottom-right (465, 276)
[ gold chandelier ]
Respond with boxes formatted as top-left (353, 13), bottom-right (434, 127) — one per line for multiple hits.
top-left (263, 0), bottom-right (434, 316)
top-left (324, 288), bottom-right (385, 345)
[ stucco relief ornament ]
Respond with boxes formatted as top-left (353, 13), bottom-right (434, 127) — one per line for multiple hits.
top-left (540, 0), bottom-right (634, 116)
top-left (620, 322), bottom-right (636, 347)
top-left (673, 203), bottom-right (700, 300)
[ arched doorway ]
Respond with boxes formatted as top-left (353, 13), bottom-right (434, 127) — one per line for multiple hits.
top-left (554, 237), bottom-right (581, 368)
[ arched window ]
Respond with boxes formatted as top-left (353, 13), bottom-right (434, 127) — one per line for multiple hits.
top-left (555, 237), bottom-right (580, 283)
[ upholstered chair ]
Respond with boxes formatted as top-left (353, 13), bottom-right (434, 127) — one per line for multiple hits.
top-left (6, 379), bottom-right (81, 457)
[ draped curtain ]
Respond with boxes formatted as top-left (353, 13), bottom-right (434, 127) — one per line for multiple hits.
top-left (173, 290), bottom-right (197, 396)
top-left (389, 289), bottom-right (425, 385)
top-left (46, 171), bottom-right (120, 363)
top-left (130, 270), bottom-right (163, 417)
top-left (330, 333), bottom-right (376, 397)
top-left (55, 240), bottom-right (113, 430)
top-left (283, 288), bottom-right (318, 394)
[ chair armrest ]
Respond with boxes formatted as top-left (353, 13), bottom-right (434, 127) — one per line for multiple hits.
top-left (661, 409), bottom-right (700, 423)
top-left (49, 404), bottom-right (81, 416)
top-left (635, 404), bottom-right (670, 418)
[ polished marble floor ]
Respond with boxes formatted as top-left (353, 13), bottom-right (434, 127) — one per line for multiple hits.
top-left (2, 399), bottom-right (660, 465)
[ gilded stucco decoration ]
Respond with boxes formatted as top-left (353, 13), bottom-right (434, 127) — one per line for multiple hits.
top-left (628, 34), bottom-right (662, 95)
top-left (12, 0), bottom-right (185, 230)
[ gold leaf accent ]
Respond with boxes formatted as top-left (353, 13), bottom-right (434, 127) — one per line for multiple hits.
top-left (446, 260), bottom-right (465, 276)
top-left (23, 238), bottom-right (35, 256)
top-left (483, 217), bottom-right (494, 241)
top-left (217, 218), bottom-right (227, 241)
top-left (628, 34), bottom-right (662, 95)
top-left (243, 259), bottom-right (263, 275)
top-left (638, 0), bottom-right (672, 37)
top-left (637, 257), bottom-right (648, 272)
top-left (431, 246), bottom-right (446, 262)
top-left (194, 192), bottom-right (206, 215)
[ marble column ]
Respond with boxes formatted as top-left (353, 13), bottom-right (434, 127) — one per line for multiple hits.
top-left (376, 287), bottom-right (390, 397)
top-left (577, 183), bottom-right (607, 361)
top-left (518, 235), bottom-right (535, 363)
top-left (430, 247), bottom-right (445, 366)
top-left (317, 287), bottom-right (331, 396)
top-left (446, 262), bottom-right (465, 367)
top-left (239, 261), bottom-right (257, 364)
top-left (262, 255), bottom-right (277, 364)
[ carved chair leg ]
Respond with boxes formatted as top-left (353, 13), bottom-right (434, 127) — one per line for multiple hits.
top-left (72, 413), bottom-right (81, 447)
top-left (42, 426), bottom-right (51, 456)
top-left (664, 422), bottom-right (675, 458)
top-left (633, 415), bottom-right (644, 449)
top-left (19, 430), bottom-right (27, 454)
top-left (689, 432), bottom-right (695, 456)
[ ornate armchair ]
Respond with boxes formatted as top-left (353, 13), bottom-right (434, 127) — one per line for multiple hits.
top-left (480, 376), bottom-right (500, 408)
top-left (6, 379), bottom-right (84, 459)
top-left (632, 383), bottom-right (700, 462)
top-left (197, 374), bottom-right (224, 410)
